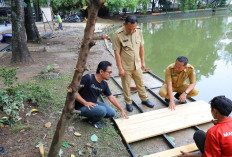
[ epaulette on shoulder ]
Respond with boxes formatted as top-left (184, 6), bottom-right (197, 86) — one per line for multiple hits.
top-left (116, 27), bottom-right (124, 34)
top-left (187, 64), bottom-right (194, 69)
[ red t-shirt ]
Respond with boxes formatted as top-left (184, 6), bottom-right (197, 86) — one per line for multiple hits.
top-left (203, 117), bottom-right (232, 157)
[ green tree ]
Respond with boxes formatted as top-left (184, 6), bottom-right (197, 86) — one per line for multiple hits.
top-left (179, 0), bottom-right (197, 11)
top-left (105, 0), bottom-right (150, 14)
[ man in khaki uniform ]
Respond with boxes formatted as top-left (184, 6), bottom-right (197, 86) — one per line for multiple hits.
top-left (159, 56), bottom-right (199, 110)
top-left (112, 15), bottom-right (154, 112)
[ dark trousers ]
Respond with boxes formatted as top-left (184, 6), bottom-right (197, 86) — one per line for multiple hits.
top-left (193, 130), bottom-right (206, 154)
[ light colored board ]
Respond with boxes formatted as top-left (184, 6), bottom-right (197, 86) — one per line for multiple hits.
top-left (41, 7), bottom-right (52, 22)
top-left (144, 143), bottom-right (198, 157)
top-left (115, 100), bottom-right (212, 143)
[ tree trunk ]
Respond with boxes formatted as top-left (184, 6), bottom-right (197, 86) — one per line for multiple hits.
top-left (152, 0), bottom-right (155, 12)
top-left (11, 0), bottom-right (33, 64)
top-left (33, 0), bottom-right (41, 22)
top-left (25, 0), bottom-right (40, 42)
top-left (48, 1), bottom-right (103, 156)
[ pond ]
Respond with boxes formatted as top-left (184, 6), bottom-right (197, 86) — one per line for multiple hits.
top-left (140, 13), bottom-right (232, 102)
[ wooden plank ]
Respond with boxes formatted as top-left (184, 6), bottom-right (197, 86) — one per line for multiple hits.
top-left (115, 101), bottom-right (212, 143)
top-left (144, 143), bottom-right (198, 157)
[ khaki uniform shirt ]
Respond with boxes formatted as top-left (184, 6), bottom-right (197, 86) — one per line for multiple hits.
top-left (165, 63), bottom-right (196, 88)
top-left (112, 26), bottom-right (144, 70)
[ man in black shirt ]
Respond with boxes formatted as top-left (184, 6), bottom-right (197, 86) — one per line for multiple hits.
top-left (75, 61), bottom-right (128, 129)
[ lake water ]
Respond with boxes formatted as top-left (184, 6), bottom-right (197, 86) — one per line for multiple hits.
top-left (140, 13), bottom-right (232, 102)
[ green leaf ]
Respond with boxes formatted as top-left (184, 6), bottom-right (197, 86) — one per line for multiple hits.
top-left (47, 65), bottom-right (51, 71)
top-left (35, 142), bottom-right (44, 148)
top-left (62, 141), bottom-right (70, 148)
top-left (91, 134), bottom-right (98, 142)
top-left (167, 135), bottom-right (175, 144)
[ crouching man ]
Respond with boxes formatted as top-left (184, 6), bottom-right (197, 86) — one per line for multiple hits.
top-left (181, 96), bottom-right (232, 157)
top-left (159, 56), bottom-right (199, 110)
top-left (75, 61), bottom-right (128, 129)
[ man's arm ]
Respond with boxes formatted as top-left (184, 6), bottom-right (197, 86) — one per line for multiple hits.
top-left (139, 45), bottom-right (145, 69)
top-left (75, 93), bottom-right (97, 110)
top-left (167, 81), bottom-right (176, 110)
top-left (179, 67), bottom-right (196, 102)
top-left (114, 50), bottom-right (125, 76)
top-left (107, 95), bottom-right (128, 119)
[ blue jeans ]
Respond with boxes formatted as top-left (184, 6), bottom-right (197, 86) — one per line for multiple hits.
top-left (79, 102), bottom-right (116, 123)
top-left (59, 23), bottom-right (63, 30)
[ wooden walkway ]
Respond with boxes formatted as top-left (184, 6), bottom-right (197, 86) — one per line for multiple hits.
top-left (103, 72), bottom-right (213, 156)
top-left (115, 100), bottom-right (212, 143)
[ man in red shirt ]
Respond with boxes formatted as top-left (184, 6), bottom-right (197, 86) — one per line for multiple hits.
top-left (182, 96), bottom-right (232, 157)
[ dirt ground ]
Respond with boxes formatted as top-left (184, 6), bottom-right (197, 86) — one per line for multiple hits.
top-left (0, 18), bottom-right (130, 157)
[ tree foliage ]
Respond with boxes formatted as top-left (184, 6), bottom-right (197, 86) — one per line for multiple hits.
top-left (105, 0), bottom-right (150, 13)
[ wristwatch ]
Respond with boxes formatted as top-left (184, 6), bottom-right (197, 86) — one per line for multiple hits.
top-left (184, 91), bottom-right (189, 94)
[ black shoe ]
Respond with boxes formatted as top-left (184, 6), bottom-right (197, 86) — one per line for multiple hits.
top-left (142, 100), bottom-right (154, 108)
top-left (180, 100), bottom-right (187, 104)
top-left (174, 93), bottom-right (180, 100)
top-left (165, 98), bottom-right (170, 103)
top-left (126, 104), bottom-right (133, 112)
top-left (88, 121), bottom-right (103, 129)
top-left (175, 93), bottom-right (187, 104)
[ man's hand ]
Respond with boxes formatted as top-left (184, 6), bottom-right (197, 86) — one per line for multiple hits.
top-left (168, 100), bottom-right (176, 111)
top-left (119, 67), bottom-right (125, 77)
top-left (179, 92), bottom-right (187, 103)
top-left (141, 62), bottom-right (145, 70)
top-left (180, 151), bottom-right (190, 156)
top-left (84, 102), bottom-right (97, 110)
top-left (180, 151), bottom-right (201, 157)
top-left (121, 110), bottom-right (129, 119)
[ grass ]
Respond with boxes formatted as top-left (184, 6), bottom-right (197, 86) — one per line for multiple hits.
top-left (11, 123), bottom-right (31, 133)
top-left (33, 73), bottom-right (73, 112)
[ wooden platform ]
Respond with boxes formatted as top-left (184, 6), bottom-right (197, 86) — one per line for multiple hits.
top-left (115, 100), bottom-right (212, 143)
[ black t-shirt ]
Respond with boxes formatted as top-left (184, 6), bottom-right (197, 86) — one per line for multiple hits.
top-left (75, 74), bottom-right (112, 109)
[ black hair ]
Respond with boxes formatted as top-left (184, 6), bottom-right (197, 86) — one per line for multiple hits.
top-left (96, 61), bottom-right (112, 74)
top-left (125, 15), bottom-right (138, 24)
top-left (176, 56), bottom-right (188, 66)
top-left (210, 96), bottom-right (232, 116)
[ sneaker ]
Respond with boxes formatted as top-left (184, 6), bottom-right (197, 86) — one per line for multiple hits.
top-left (126, 104), bottom-right (133, 112)
top-left (165, 98), bottom-right (170, 103)
top-left (88, 121), bottom-right (103, 129)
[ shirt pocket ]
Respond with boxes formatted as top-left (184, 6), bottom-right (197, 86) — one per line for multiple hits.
top-left (121, 41), bottom-right (132, 51)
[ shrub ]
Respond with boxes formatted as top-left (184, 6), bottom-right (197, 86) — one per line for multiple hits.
top-left (0, 66), bottom-right (24, 126)
top-left (22, 81), bottom-right (52, 107)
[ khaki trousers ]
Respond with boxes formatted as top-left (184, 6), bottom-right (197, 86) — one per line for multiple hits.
top-left (159, 84), bottom-right (199, 99)
top-left (121, 68), bottom-right (148, 104)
